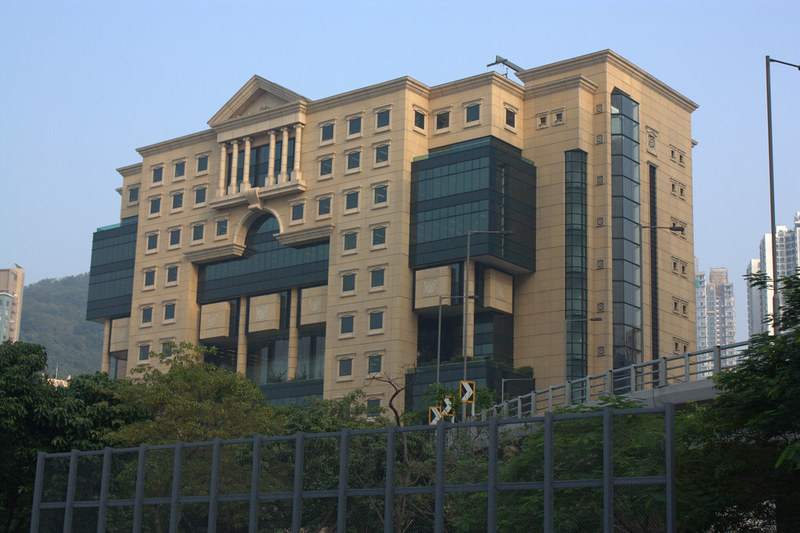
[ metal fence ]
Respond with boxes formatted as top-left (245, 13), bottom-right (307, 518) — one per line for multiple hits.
top-left (30, 405), bottom-right (675, 533)
top-left (483, 340), bottom-right (750, 419)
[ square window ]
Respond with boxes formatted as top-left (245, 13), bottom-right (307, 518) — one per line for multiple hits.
top-left (369, 311), bottom-right (383, 331)
top-left (291, 203), bottom-right (304, 221)
top-left (195, 187), bottom-right (207, 204)
top-left (554, 111), bottom-right (564, 123)
top-left (216, 219), bottom-right (228, 236)
top-left (172, 192), bottom-right (183, 210)
top-left (321, 123), bottom-right (334, 142)
top-left (345, 191), bottom-right (359, 210)
top-left (161, 342), bottom-right (173, 357)
top-left (372, 226), bottom-right (386, 246)
top-left (147, 234), bottom-right (158, 251)
top-left (149, 197), bottom-right (161, 215)
top-left (340, 316), bottom-right (354, 335)
top-left (166, 266), bottom-right (179, 283)
top-left (348, 116), bottom-right (362, 136)
top-left (373, 185), bottom-right (387, 205)
top-left (466, 104), bottom-right (480, 123)
top-left (347, 151), bottom-right (360, 170)
top-left (192, 224), bottom-right (204, 242)
top-left (169, 228), bottom-right (181, 246)
top-left (320, 157), bottom-right (333, 177)
top-left (318, 197), bottom-right (331, 216)
top-left (436, 111), bottom-right (450, 130)
top-left (164, 303), bottom-right (176, 321)
top-left (342, 273), bottom-right (356, 292)
top-left (368, 354), bottom-right (382, 374)
top-left (144, 270), bottom-right (155, 287)
top-left (370, 268), bottom-right (385, 288)
top-left (539, 115), bottom-right (547, 127)
top-left (338, 358), bottom-right (352, 377)
top-left (414, 110), bottom-right (425, 130)
top-left (197, 155), bottom-right (209, 173)
top-left (129, 187), bottom-right (139, 203)
top-left (366, 398), bottom-right (381, 417)
top-left (174, 161), bottom-right (185, 178)
top-left (376, 109), bottom-right (390, 128)
top-left (141, 307), bottom-right (153, 324)
top-left (375, 145), bottom-right (389, 164)
top-left (343, 232), bottom-right (357, 251)
top-left (152, 167), bottom-right (163, 183)
top-left (505, 109), bottom-right (516, 128)
top-left (139, 344), bottom-right (150, 361)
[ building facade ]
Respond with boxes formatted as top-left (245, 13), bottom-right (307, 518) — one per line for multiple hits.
top-left (0, 265), bottom-right (24, 342)
top-left (746, 211), bottom-right (800, 336)
top-left (695, 264), bottom-right (735, 353)
top-left (87, 50), bottom-right (697, 411)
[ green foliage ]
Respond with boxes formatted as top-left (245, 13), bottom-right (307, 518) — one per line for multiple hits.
top-left (105, 342), bottom-right (283, 446)
top-left (18, 273), bottom-right (103, 377)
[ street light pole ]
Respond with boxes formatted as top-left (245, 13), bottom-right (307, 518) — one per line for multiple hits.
top-left (462, 229), bottom-right (514, 421)
top-left (765, 55), bottom-right (800, 331)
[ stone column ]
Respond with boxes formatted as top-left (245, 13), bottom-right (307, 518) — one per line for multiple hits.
top-left (101, 319), bottom-right (111, 374)
top-left (287, 288), bottom-right (299, 379)
top-left (231, 140), bottom-right (239, 193)
top-left (236, 298), bottom-right (248, 376)
top-left (267, 131), bottom-right (276, 185)
top-left (242, 137), bottom-right (252, 189)
top-left (218, 143), bottom-right (227, 197)
top-left (292, 124), bottom-right (303, 181)
top-left (279, 127), bottom-right (289, 183)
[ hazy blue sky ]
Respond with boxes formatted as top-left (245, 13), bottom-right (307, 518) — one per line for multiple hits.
top-left (1, 0), bottom-right (798, 341)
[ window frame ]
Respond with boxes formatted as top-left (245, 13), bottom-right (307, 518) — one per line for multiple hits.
top-left (149, 196), bottom-right (161, 217)
top-left (338, 357), bottom-right (353, 378)
top-left (375, 107), bottom-right (391, 131)
top-left (168, 227), bottom-right (181, 248)
top-left (194, 186), bottom-right (207, 206)
top-left (464, 101), bottom-right (481, 126)
top-left (367, 353), bottom-right (383, 375)
top-left (347, 114), bottom-right (363, 138)
top-left (345, 149), bottom-right (361, 174)
top-left (369, 266), bottom-right (386, 291)
top-left (318, 155), bottom-right (334, 180)
top-left (374, 143), bottom-right (389, 167)
top-left (152, 166), bottom-right (163, 184)
top-left (290, 202), bottom-right (305, 224)
top-left (138, 344), bottom-right (150, 361)
top-left (317, 195), bottom-right (332, 219)
top-left (128, 186), bottom-right (140, 205)
top-left (340, 315), bottom-right (355, 337)
top-left (141, 306), bottom-right (153, 325)
top-left (166, 265), bottom-right (179, 285)
top-left (371, 225), bottom-right (387, 248)
top-left (320, 121), bottom-right (335, 145)
top-left (196, 154), bottom-right (209, 174)
top-left (413, 108), bottom-right (426, 132)
top-left (344, 189), bottom-right (360, 212)
top-left (174, 160), bottom-right (186, 180)
top-left (372, 183), bottom-right (388, 207)
top-left (341, 272), bottom-right (356, 294)
top-left (343, 231), bottom-right (358, 253)
top-left (145, 232), bottom-right (159, 253)
top-left (368, 309), bottom-right (384, 333)
top-left (215, 218), bottom-right (228, 238)
top-left (143, 269), bottom-right (156, 289)
top-left (191, 223), bottom-right (205, 244)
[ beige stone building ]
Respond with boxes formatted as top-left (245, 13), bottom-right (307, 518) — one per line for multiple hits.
top-left (87, 50), bottom-right (697, 412)
top-left (0, 265), bottom-right (24, 342)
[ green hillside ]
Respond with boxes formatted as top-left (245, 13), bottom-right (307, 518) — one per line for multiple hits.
top-left (18, 273), bottom-right (103, 377)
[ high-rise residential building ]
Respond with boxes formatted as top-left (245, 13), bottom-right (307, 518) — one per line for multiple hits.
top-left (0, 265), bottom-right (24, 342)
top-left (746, 211), bottom-right (800, 336)
top-left (695, 263), bottom-right (735, 355)
top-left (86, 50), bottom-right (697, 411)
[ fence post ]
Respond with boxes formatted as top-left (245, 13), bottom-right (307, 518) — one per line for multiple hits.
top-left (337, 428), bottom-right (350, 533)
top-left (666, 403), bottom-right (677, 532)
top-left (291, 432), bottom-right (305, 533)
top-left (168, 442), bottom-right (184, 533)
top-left (584, 376), bottom-right (591, 402)
top-left (544, 412), bottom-right (554, 533)
top-left (96, 448), bottom-right (112, 533)
top-left (683, 353), bottom-right (691, 382)
top-left (62, 450), bottom-right (79, 533)
top-left (629, 366), bottom-right (636, 393)
top-left (603, 408), bottom-right (614, 532)
top-left (564, 381), bottom-right (571, 406)
top-left (487, 416), bottom-right (498, 532)
top-left (712, 345), bottom-right (722, 375)
top-left (248, 436), bottom-right (262, 533)
top-left (29, 451), bottom-right (46, 533)
top-left (517, 396), bottom-right (523, 418)
top-left (207, 439), bottom-right (222, 533)
top-left (659, 358), bottom-right (667, 388)
top-left (383, 425), bottom-right (396, 533)
top-left (132, 444), bottom-right (147, 533)
top-left (606, 370), bottom-right (613, 396)
top-left (434, 423), bottom-right (446, 533)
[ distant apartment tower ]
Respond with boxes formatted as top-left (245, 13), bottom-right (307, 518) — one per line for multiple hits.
top-left (747, 211), bottom-right (800, 335)
top-left (695, 264), bottom-right (735, 350)
top-left (0, 265), bottom-right (24, 342)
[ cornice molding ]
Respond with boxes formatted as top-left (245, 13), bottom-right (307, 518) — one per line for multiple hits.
top-left (517, 50), bottom-right (698, 113)
top-left (275, 224), bottom-right (334, 247)
top-left (136, 130), bottom-right (216, 158)
top-left (430, 71), bottom-right (524, 99)
top-left (309, 77), bottom-right (430, 114)
top-left (184, 242), bottom-right (250, 264)
top-left (524, 74), bottom-right (599, 98)
top-left (116, 163), bottom-right (143, 178)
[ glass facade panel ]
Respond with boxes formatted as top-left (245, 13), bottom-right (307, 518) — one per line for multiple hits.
top-left (410, 136), bottom-right (536, 270)
top-left (564, 150), bottom-right (588, 380)
top-left (611, 88), bottom-right (642, 368)
top-left (296, 324), bottom-right (325, 379)
top-left (198, 214), bottom-right (329, 302)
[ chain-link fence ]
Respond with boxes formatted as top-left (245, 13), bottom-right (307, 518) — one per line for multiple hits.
top-left (31, 405), bottom-right (675, 532)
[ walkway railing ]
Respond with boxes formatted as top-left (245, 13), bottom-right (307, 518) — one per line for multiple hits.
top-left (482, 340), bottom-right (750, 419)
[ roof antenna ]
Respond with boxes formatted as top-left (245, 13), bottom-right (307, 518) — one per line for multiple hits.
top-left (487, 56), bottom-right (524, 78)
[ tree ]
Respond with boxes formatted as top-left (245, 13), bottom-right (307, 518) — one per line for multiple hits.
top-left (678, 272), bottom-right (800, 531)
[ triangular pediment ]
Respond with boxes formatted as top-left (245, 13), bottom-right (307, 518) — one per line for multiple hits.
top-left (209, 76), bottom-right (306, 126)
